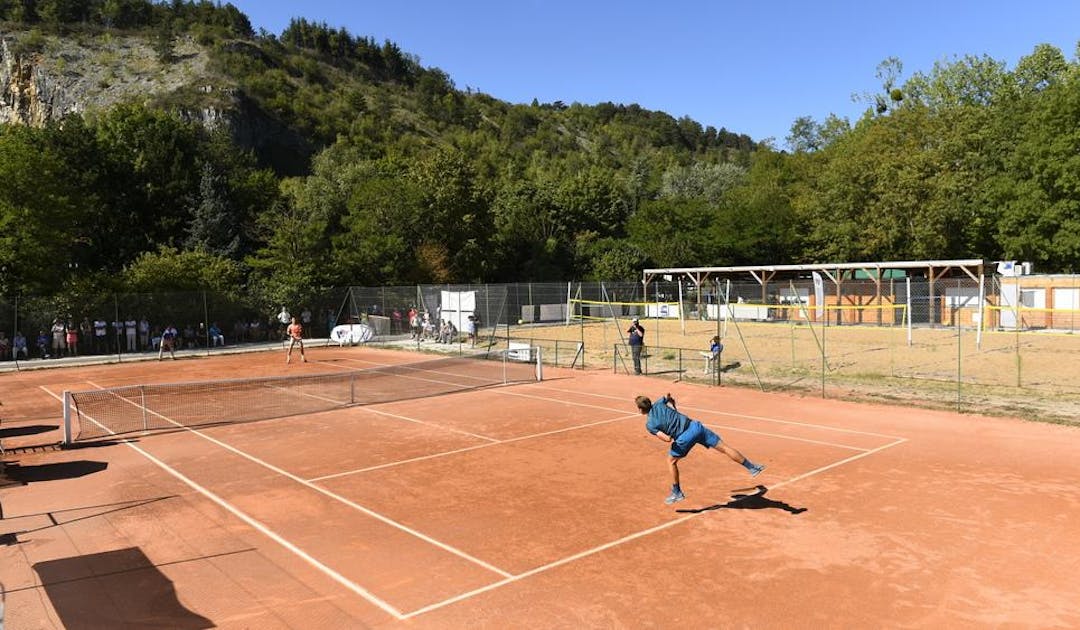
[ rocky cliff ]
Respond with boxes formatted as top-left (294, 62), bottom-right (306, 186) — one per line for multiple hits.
top-left (0, 30), bottom-right (215, 125)
top-left (0, 30), bottom-right (311, 172)
top-left (0, 36), bottom-right (75, 124)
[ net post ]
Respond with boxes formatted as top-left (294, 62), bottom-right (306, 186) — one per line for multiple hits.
top-left (535, 346), bottom-right (543, 381)
top-left (62, 390), bottom-right (73, 444)
top-left (350, 371), bottom-right (356, 404)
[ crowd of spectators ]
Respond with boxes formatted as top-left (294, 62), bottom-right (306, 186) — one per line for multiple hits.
top-left (400, 306), bottom-right (479, 345)
top-left (0, 305), bottom-right (326, 363)
top-left (1, 302), bottom-right (490, 363)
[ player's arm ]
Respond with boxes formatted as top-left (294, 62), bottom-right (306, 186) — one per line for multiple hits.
top-left (653, 432), bottom-right (673, 443)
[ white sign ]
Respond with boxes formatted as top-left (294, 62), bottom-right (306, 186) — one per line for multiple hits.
top-left (812, 272), bottom-right (825, 319)
top-left (331, 324), bottom-right (374, 345)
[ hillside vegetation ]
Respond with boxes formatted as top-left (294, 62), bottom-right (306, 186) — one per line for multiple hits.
top-left (0, 1), bottom-right (1078, 311)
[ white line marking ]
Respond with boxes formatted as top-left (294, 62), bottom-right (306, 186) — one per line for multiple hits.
top-left (494, 389), bottom-right (871, 451)
top-left (358, 406), bottom-right (499, 443)
top-left (66, 362), bottom-right (905, 620)
top-left (82, 379), bottom-right (513, 580)
top-left (330, 356), bottom-right (894, 446)
top-left (308, 413), bottom-right (640, 482)
top-left (400, 436), bottom-right (909, 619)
top-left (262, 381), bottom-right (500, 443)
top-left (40, 386), bottom-right (404, 621)
top-left (531, 384), bottom-right (905, 440)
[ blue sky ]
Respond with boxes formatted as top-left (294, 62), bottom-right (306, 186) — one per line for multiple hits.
top-left (228, 1), bottom-right (1080, 146)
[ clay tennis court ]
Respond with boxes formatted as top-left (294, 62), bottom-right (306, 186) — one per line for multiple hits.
top-left (2, 344), bottom-right (1079, 629)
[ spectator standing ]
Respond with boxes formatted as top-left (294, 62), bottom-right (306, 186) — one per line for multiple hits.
top-left (276, 306), bottom-right (291, 339)
top-left (111, 318), bottom-right (124, 353)
top-left (465, 315), bottom-right (477, 346)
top-left (93, 317), bottom-right (108, 353)
top-left (0, 331), bottom-right (9, 359)
top-left (139, 317), bottom-right (150, 350)
top-left (422, 312), bottom-right (435, 340)
top-left (627, 317), bottom-right (646, 375)
top-left (408, 307), bottom-right (419, 340)
top-left (79, 318), bottom-right (92, 352)
top-left (50, 319), bottom-right (66, 358)
top-left (65, 321), bottom-right (79, 356)
top-left (301, 307), bottom-right (312, 338)
top-left (125, 317), bottom-right (138, 352)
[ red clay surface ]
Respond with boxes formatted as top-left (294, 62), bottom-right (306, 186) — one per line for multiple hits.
top-left (2, 344), bottom-right (1079, 629)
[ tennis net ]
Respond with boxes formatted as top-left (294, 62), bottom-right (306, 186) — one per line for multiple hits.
top-left (63, 347), bottom-right (543, 443)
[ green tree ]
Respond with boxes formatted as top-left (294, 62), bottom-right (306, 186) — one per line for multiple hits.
top-left (407, 147), bottom-right (493, 281)
top-left (627, 197), bottom-right (719, 268)
top-left (123, 246), bottom-right (245, 296)
top-left (94, 105), bottom-right (204, 259)
top-left (185, 163), bottom-right (240, 257)
top-left (991, 80), bottom-right (1080, 270)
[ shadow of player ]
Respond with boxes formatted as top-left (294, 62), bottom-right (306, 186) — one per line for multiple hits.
top-left (676, 485), bottom-right (806, 515)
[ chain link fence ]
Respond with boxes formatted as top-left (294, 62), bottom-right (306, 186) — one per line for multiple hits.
top-left (3, 277), bottom-right (1078, 423)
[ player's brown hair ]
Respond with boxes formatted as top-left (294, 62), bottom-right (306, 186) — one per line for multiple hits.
top-left (635, 395), bottom-right (652, 413)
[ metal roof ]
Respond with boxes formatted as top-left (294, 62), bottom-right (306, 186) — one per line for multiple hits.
top-left (644, 259), bottom-right (985, 276)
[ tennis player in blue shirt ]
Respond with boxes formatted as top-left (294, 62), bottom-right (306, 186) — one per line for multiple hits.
top-left (637, 392), bottom-right (765, 504)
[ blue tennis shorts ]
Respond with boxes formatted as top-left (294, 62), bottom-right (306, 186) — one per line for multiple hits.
top-left (669, 421), bottom-right (721, 458)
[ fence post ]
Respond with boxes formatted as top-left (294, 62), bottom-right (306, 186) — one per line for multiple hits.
top-left (115, 294), bottom-right (121, 363)
top-left (956, 290), bottom-right (962, 413)
top-left (203, 291), bottom-right (210, 356)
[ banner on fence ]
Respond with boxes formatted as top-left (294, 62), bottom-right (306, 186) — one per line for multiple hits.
top-left (813, 272), bottom-right (825, 319)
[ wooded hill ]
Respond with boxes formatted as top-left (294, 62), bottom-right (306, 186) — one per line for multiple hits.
top-left (0, 0), bottom-right (1077, 311)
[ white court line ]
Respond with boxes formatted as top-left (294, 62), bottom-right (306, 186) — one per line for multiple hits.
top-left (264, 381), bottom-right (500, 444)
top-left (81, 379), bottom-right (514, 581)
top-left (400, 436), bottom-right (909, 620)
top-left (64, 358), bottom-right (900, 619)
top-left (495, 389), bottom-right (871, 452)
top-left (323, 357), bottom-right (873, 452)
top-left (531, 384), bottom-right (905, 440)
top-left (39, 385), bottom-right (405, 621)
top-left (308, 390), bottom-right (867, 484)
top-left (309, 413), bottom-right (641, 482)
top-left (329, 355), bottom-right (900, 442)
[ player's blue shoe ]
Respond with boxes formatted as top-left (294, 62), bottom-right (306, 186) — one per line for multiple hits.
top-left (664, 490), bottom-right (685, 504)
top-left (748, 463), bottom-right (766, 477)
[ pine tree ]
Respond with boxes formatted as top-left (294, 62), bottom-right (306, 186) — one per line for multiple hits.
top-left (185, 163), bottom-right (240, 258)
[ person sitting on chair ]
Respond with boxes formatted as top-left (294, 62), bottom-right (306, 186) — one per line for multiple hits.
top-left (710, 335), bottom-right (723, 359)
